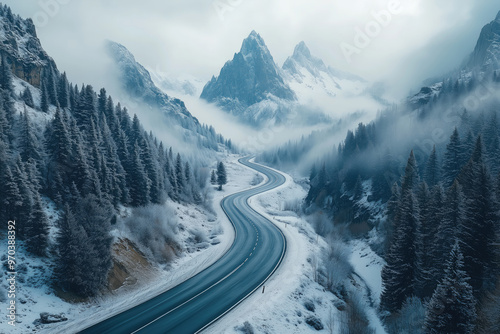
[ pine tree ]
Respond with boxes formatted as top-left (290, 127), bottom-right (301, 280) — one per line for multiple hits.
top-left (415, 182), bottom-right (435, 298)
top-left (424, 243), bottom-right (476, 334)
top-left (175, 153), bottom-right (185, 191)
top-left (97, 88), bottom-right (107, 114)
top-left (129, 141), bottom-right (150, 206)
top-left (435, 181), bottom-right (463, 258)
top-left (25, 192), bottom-right (49, 256)
top-left (12, 157), bottom-right (34, 240)
top-left (21, 86), bottom-right (35, 108)
top-left (384, 182), bottom-right (400, 251)
top-left (54, 204), bottom-right (94, 297)
top-left (401, 150), bottom-right (419, 195)
top-left (457, 136), bottom-right (499, 294)
top-left (140, 138), bottom-right (162, 204)
top-left (19, 109), bottom-right (41, 163)
top-left (381, 191), bottom-right (420, 313)
top-left (442, 128), bottom-right (462, 187)
top-left (0, 163), bottom-right (23, 226)
top-left (45, 67), bottom-right (59, 106)
top-left (424, 146), bottom-right (439, 187)
top-left (73, 195), bottom-right (113, 294)
top-left (40, 81), bottom-right (49, 113)
top-left (184, 161), bottom-right (191, 184)
top-left (0, 56), bottom-right (14, 94)
top-left (129, 114), bottom-right (143, 148)
top-left (57, 72), bottom-right (69, 109)
top-left (353, 175), bottom-right (363, 200)
top-left (105, 96), bottom-right (118, 135)
top-left (217, 161), bottom-right (227, 190)
top-left (0, 100), bottom-right (8, 143)
top-left (74, 85), bottom-right (97, 132)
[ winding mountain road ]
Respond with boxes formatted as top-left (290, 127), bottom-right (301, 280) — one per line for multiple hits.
top-left (80, 157), bottom-right (287, 334)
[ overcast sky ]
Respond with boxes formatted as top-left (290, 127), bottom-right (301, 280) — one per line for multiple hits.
top-left (5, 0), bottom-right (500, 99)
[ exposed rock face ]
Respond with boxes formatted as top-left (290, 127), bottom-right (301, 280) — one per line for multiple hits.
top-left (0, 5), bottom-right (57, 87)
top-left (107, 238), bottom-right (152, 291)
top-left (408, 10), bottom-right (500, 109)
top-left (467, 10), bottom-right (500, 73)
top-left (200, 31), bottom-right (296, 126)
top-left (201, 31), bottom-right (296, 107)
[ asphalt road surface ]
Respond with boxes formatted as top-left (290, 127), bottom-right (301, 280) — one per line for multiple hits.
top-left (80, 157), bottom-right (287, 334)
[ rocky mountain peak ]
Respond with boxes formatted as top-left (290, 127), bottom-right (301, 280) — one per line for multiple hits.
top-left (293, 41), bottom-right (312, 59)
top-left (240, 30), bottom-right (268, 56)
top-left (200, 31), bottom-right (296, 124)
top-left (467, 10), bottom-right (500, 72)
top-left (0, 5), bottom-right (57, 87)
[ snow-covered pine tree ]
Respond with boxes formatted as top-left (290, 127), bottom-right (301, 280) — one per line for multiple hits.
top-left (381, 151), bottom-right (421, 312)
top-left (140, 138), bottom-right (162, 204)
top-left (175, 153), bottom-right (185, 192)
top-left (12, 157), bottom-right (34, 240)
top-left (383, 182), bottom-right (400, 252)
top-left (54, 204), bottom-right (94, 297)
top-left (457, 136), bottom-right (499, 294)
top-left (57, 72), bottom-right (69, 109)
top-left (128, 141), bottom-right (150, 206)
top-left (19, 108), bottom-right (42, 163)
top-left (74, 85), bottom-right (97, 132)
top-left (415, 181), bottom-right (435, 298)
top-left (381, 190), bottom-right (420, 313)
top-left (0, 101), bottom-right (9, 143)
top-left (400, 150), bottom-right (419, 195)
top-left (21, 86), bottom-right (35, 108)
top-left (44, 67), bottom-right (59, 107)
top-left (184, 161), bottom-right (191, 184)
top-left (25, 192), bottom-right (49, 257)
top-left (217, 161), bottom-right (227, 190)
top-left (442, 128), bottom-right (462, 187)
top-left (0, 164), bottom-right (22, 225)
top-left (73, 195), bottom-right (113, 295)
top-left (424, 145), bottom-right (440, 187)
top-left (40, 80), bottom-right (49, 113)
top-left (424, 243), bottom-right (476, 334)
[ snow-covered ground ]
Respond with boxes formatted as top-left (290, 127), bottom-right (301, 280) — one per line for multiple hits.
top-left (204, 161), bottom-right (387, 334)
top-left (0, 155), bottom-right (387, 334)
top-left (0, 154), bottom-right (255, 334)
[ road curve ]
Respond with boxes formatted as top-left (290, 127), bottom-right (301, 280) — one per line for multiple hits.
top-left (80, 157), bottom-right (287, 334)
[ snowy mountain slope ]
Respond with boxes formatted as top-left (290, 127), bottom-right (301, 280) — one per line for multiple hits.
top-left (106, 41), bottom-right (198, 122)
top-left (282, 41), bottom-right (366, 101)
top-left (106, 41), bottom-right (230, 152)
top-left (467, 10), bottom-right (500, 73)
top-left (200, 31), bottom-right (298, 127)
top-left (201, 32), bottom-right (384, 128)
top-left (148, 69), bottom-right (205, 97)
top-left (409, 10), bottom-right (500, 109)
top-left (0, 5), bottom-right (57, 87)
top-left (282, 41), bottom-right (384, 117)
